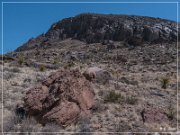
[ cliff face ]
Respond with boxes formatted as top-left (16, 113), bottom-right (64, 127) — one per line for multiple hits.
top-left (15, 13), bottom-right (179, 52)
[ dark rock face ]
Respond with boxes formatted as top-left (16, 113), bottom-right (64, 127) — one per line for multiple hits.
top-left (24, 69), bottom-right (95, 126)
top-left (16, 13), bottom-right (179, 52)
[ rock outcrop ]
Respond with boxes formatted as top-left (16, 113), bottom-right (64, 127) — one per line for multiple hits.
top-left (16, 13), bottom-right (179, 52)
top-left (141, 107), bottom-right (169, 124)
top-left (24, 69), bottom-right (95, 126)
top-left (83, 67), bottom-right (112, 83)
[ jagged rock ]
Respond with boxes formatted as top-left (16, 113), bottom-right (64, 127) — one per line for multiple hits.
top-left (24, 69), bottom-right (95, 126)
top-left (83, 67), bottom-right (112, 83)
top-left (64, 51), bottom-right (86, 61)
top-left (15, 13), bottom-right (179, 52)
top-left (143, 26), bottom-right (160, 42)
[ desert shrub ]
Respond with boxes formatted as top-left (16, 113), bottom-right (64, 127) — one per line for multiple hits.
top-left (3, 67), bottom-right (20, 73)
top-left (2, 55), bottom-right (14, 63)
top-left (114, 122), bottom-right (132, 132)
top-left (114, 53), bottom-right (127, 63)
top-left (36, 73), bottom-right (46, 82)
top-left (112, 69), bottom-right (121, 89)
top-left (161, 77), bottom-right (170, 89)
top-left (64, 61), bottom-right (75, 69)
top-left (77, 117), bottom-right (92, 135)
top-left (166, 109), bottom-right (176, 120)
top-left (96, 73), bottom-right (111, 85)
top-left (53, 58), bottom-right (59, 65)
top-left (3, 108), bottom-right (41, 133)
top-left (39, 65), bottom-right (46, 72)
top-left (126, 96), bottom-right (138, 105)
top-left (11, 67), bottom-right (21, 73)
top-left (104, 91), bottom-right (124, 103)
top-left (166, 101), bottom-right (176, 120)
top-left (17, 57), bottom-right (24, 66)
top-left (41, 123), bottom-right (62, 133)
top-left (3, 71), bottom-right (15, 80)
top-left (18, 117), bottom-right (39, 132)
top-left (23, 78), bottom-right (31, 83)
top-left (92, 101), bottom-right (105, 113)
top-left (3, 113), bottom-right (21, 132)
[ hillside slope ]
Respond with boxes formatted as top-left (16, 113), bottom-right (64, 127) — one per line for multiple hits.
top-left (1, 13), bottom-right (179, 133)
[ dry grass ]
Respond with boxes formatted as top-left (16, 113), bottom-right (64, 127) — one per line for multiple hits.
top-left (104, 91), bottom-right (124, 104)
top-left (1, 40), bottom-right (177, 132)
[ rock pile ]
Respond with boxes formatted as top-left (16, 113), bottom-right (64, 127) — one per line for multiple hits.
top-left (24, 69), bottom-right (95, 126)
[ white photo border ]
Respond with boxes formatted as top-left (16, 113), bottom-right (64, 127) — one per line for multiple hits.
top-left (1, 1), bottom-right (179, 134)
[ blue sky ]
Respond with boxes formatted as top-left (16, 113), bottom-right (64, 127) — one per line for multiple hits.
top-left (0, 0), bottom-right (179, 54)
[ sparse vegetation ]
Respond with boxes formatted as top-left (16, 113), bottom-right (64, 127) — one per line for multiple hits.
top-left (1, 13), bottom-right (177, 132)
top-left (166, 101), bottom-right (176, 120)
top-left (53, 58), bottom-right (59, 65)
top-left (17, 57), bottom-right (24, 66)
top-left (126, 96), bottom-right (138, 105)
top-left (41, 123), bottom-right (62, 133)
top-left (3, 71), bottom-right (15, 80)
top-left (64, 61), bottom-right (75, 69)
top-left (3, 113), bottom-right (20, 132)
top-left (39, 65), bottom-right (46, 72)
top-left (92, 101), bottom-right (105, 113)
top-left (104, 91), bottom-right (124, 103)
top-left (77, 117), bottom-right (92, 134)
top-left (161, 77), bottom-right (170, 89)
top-left (4, 67), bottom-right (20, 73)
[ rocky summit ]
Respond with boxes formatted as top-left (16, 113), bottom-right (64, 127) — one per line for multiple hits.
top-left (16, 13), bottom-right (179, 52)
top-left (1, 13), bottom-right (179, 133)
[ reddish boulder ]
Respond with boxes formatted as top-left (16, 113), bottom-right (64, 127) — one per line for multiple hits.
top-left (24, 85), bottom-right (49, 115)
top-left (24, 69), bottom-right (95, 126)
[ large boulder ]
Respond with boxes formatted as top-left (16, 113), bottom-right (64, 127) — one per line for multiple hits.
top-left (24, 69), bottom-right (95, 126)
top-left (83, 67), bottom-right (112, 83)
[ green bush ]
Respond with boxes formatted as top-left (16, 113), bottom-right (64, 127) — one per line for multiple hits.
top-left (161, 78), bottom-right (170, 89)
top-left (104, 91), bottom-right (124, 103)
top-left (39, 65), bottom-right (46, 72)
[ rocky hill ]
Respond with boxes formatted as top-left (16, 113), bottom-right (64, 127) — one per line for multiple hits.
top-left (15, 13), bottom-right (179, 52)
top-left (1, 13), bottom-right (179, 133)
